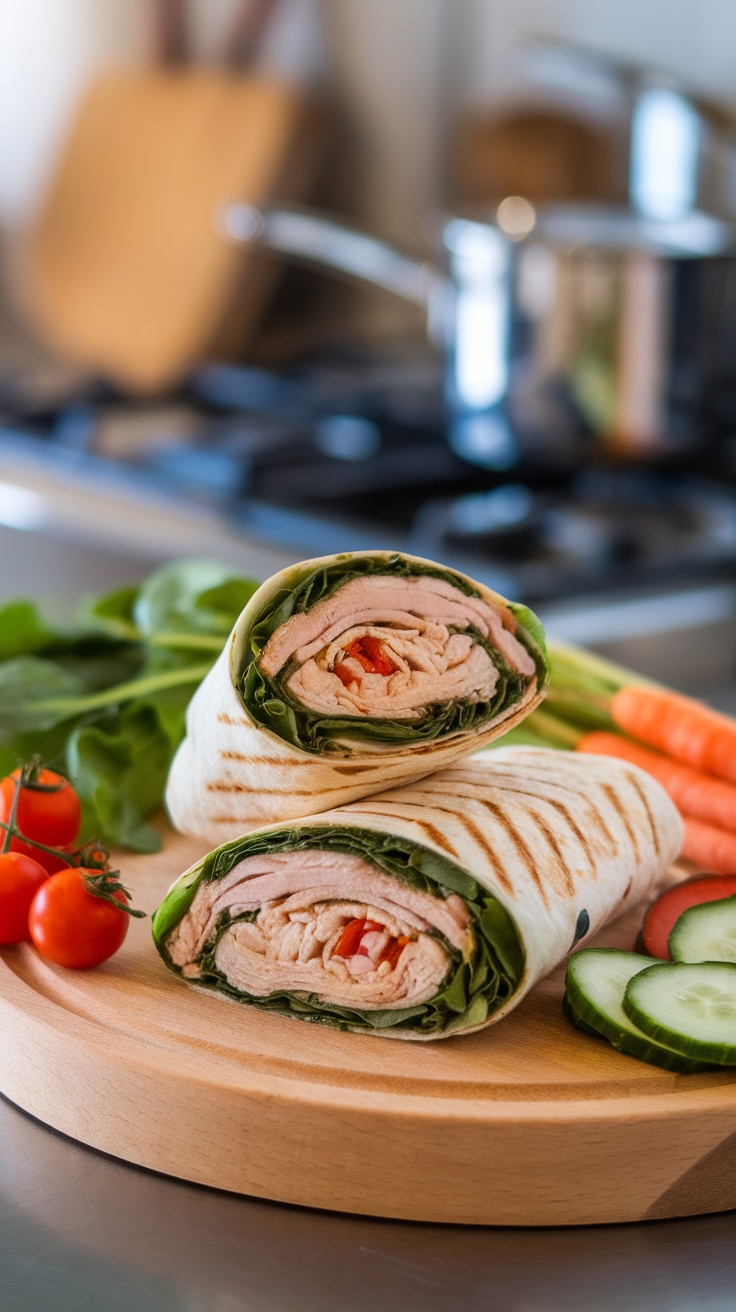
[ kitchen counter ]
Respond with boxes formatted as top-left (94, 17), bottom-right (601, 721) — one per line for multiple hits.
top-left (2, 484), bottom-right (736, 1311)
top-left (2, 1093), bottom-right (736, 1312)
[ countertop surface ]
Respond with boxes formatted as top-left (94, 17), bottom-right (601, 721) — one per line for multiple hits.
top-left (1, 1092), bottom-right (736, 1312)
top-left (2, 488), bottom-right (736, 1310)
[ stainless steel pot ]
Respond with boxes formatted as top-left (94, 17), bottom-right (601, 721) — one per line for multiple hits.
top-left (221, 199), bottom-right (736, 468)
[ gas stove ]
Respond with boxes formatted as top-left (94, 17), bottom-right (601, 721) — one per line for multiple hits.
top-left (2, 346), bottom-right (736, 606)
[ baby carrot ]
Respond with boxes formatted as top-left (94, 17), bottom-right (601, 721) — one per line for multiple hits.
top-left (611, 686), bottom-right (736, 785)
top-left (577, 731), bottom-right (736, 834)
top-left (681, 816), bottom-right (736, 874)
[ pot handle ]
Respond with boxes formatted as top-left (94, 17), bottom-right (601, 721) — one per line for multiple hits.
top-left (220, 204), bottom-right (445, 309)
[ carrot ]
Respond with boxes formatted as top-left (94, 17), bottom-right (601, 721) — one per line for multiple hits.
top-left (681, 816), bottom-right (736, 874)
top-left (577, 731), bottom-right (736, 834)
top-left (611, 686), bottom-right (736, 785)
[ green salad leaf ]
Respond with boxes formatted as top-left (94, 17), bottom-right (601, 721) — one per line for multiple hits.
top-left (134, 559), bottom-right (257, 638)
top-left (240, 553), bottom-right (548, 754)
top-left (0, 600), bottom-right (60, 660)
top-left (86, 585), bottom-right (140, 639)
top-left (0, 558), bottom-right (259, 852)
top-left (0, 658), bottom-right (86, 735)
top-left (152, 824), bottom-right (526, 1037)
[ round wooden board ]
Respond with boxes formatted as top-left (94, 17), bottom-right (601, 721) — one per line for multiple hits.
top-left (0, 829), bottom-right (735, 1227)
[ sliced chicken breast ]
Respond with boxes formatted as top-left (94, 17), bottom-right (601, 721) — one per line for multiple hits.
top-left (166, 850), bottom-right (471, 1011)
top-left (260, 573), bottom-right (536, 721)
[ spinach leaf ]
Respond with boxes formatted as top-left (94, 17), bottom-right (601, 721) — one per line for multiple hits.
top-left (134, 559), bottom-right (255, 637)
top-left (67, 703), bottom-right (173, 852)
top-left (85, 585), bottom-right (140, 639)
top-left (0, 658), bottom-right (86, 735)
top-left (0, 601), bottom-right (58, 660)
top-left (195, 578), bottom-right (259, 632)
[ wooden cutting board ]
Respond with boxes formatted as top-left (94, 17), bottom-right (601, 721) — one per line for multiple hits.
top-left (0, 827), bottom-right (734, 1227)
top-left (21, 70), bottom-right (324, 392)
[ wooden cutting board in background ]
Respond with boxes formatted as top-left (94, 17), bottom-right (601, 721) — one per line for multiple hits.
top-left (20, 64), bottom-right (324, 393)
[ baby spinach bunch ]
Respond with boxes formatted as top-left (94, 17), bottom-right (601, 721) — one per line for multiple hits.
top-left (0, 560), bottom-right (258, 852)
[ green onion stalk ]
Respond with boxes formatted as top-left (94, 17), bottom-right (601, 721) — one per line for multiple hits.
top-left (497, 641), bottom-right (657, 752)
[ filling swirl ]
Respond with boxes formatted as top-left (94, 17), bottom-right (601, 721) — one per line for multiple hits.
top-left (154, 826), bottom-right (525, 1037)
top-left (241, 557), bottom-right (546, 753)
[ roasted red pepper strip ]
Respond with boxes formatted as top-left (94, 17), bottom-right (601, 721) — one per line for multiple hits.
top-left (333, 916), bottom-right (409, 967)
top-left (344, 636), bottom-right (398, 677)
top-left (333, 662), bottom-right (356, 688)
top-left (334, 917), bottom-right (381, 958)
top-left (379, 935), bottom-right (410, 968)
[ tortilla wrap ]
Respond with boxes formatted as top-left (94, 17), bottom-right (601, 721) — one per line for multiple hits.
top-left (154, 746), bottom-right (683, 1040)
top-left (165, 551), bottom-right (548, 840)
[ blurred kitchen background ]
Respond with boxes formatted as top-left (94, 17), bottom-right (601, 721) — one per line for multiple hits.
top-left (4, 0), bottom-right (736, 693)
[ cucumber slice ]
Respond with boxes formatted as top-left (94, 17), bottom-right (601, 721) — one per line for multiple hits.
top-left (565, 949), bottom-right (710, 1073)
top-left (562, 990), bottom-right (604, 1039)
top-left (624, 962), bottom-right (736, 1065)
top-left (669, 895), bottom-right (736, 965)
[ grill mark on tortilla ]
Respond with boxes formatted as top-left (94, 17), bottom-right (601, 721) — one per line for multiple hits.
top-left (206, 782), bottom-right (320, 796)
top-left (455, 812), bottom-right (513, 894)
top-left (218, 751), bottom-right (388, 779)
top-left (474, 799), bottom-right (549, 906)
top-left (445, 767), bottom-right (586, 797)
top-left (444, 760), bottom-right (639, 859)
top-left (499, 762), bottom-right (630, 805)
top-left (398, 781), bottom-right (606, 876)
top-left (342, 805), bottom-right (459, 859)
top-left (219, 751), bottom-right (320, 768)
top-left (628, 773), bottom-right (661, 857)
top-left (601, 783), bottom-right (640, 859)
top-left (217, 713), bottom-right (250, 727)
top-left (355, 796), bottom-right (513, 894)
top-left (403, 817), bottom-right (460, 857)
top-left (444, 782), bottom-right (598, 875)
top-left (527, 808), bottom-right (576, 897)
top-left (502, 774), bottom-right (621, 852)
top-left (536, 797), bottom-right (597, 873)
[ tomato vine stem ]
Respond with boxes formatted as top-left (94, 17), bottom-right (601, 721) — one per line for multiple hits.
top-left (1, 773), bottom-right (21, 856)
top-left (83, 870), bottom-right (146, 917)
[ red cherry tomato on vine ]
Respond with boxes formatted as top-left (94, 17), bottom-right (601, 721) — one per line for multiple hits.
top-left (28, 867), bottom-right (129, 969)
top-left (0, 852), bottom-right (49, 944)
top-left (0, 768), bottom-right (81, 874)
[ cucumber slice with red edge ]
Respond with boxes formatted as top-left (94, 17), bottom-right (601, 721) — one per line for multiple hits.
top-left (643, 875), bottom-right (736, 959)
top-left (564, 949), bottom-right (710, 1073)
top-left (623, 961), bottom-right (736, 1065)
top-left (669, 895), bottom-right (736, 965)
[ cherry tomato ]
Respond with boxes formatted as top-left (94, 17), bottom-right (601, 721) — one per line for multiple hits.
top-left (0, 851), bottom-right (49, 944)
top-left (642, 873), bottom-right (736, 959)
top-left (28, 867), bottom-right (129, 969)
top-left (0, 768), bottom-right (81, 874)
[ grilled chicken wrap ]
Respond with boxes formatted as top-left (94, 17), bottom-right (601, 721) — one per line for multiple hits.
top-left (154, 747), bottom-right (683, 1040)
top-left (165, 552), bottom-right (548, 840)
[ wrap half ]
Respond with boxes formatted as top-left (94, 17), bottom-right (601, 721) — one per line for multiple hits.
top-left (154, 746), bottom-right (683, 1040)
top-left (166, 552), bottom-right (548, 840)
